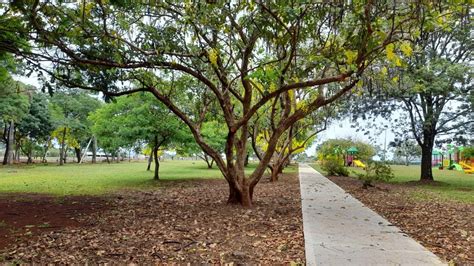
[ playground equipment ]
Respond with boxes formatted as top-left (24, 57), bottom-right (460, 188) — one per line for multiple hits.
top-left (353, 159), bottom-right (366, 168)
top-left (346, 146), bottom-right (358, 166)
top-left (433, 145), bottom-right (473, 174)
top-left (346, 146), bottom-right (367, 168)
top-left (460, 162), bottom-right (474, 174)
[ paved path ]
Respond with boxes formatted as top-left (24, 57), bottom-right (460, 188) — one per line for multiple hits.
top-left (299, 164), bottom-right (445, 266)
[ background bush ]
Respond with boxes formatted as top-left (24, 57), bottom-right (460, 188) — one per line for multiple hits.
top-left (321, 156), bottom-right (349, 176)
top-left (355, 161), bottom-right (394, 189)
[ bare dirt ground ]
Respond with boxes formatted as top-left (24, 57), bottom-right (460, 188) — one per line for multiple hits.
top-left (327, 175), bottom-right (473, 265)
top-left (0, 172), bottom-right (304, 264)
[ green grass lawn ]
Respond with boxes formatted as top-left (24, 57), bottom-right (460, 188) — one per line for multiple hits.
top-left (310, 163), bottom-right (474, 203)
top-left (0, 160), bottom-right (259, 196)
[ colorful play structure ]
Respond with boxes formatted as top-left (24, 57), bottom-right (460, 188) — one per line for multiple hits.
top-left (346, 146), bottom-right (366, 168)
top-left (432, 145), bottom-right (473, 174)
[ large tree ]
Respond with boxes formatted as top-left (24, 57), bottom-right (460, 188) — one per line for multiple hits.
top-left (8, 1), bottom-right (421, 206)
top-left (350, 4), bottom-right (473, 181)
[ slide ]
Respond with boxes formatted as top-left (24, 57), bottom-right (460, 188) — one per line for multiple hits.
top-left (460, 162), bottom-right (474, 174)
top-left (353, 160), bottom-right (366, 168)
top-left (452, 163), bottom-right (463, 171)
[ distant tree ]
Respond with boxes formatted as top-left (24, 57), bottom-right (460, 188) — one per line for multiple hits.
top-left (17, 92), bottom-right (54, 163)
top-left (317, 138), bottom-right (375, 163)
top-left (90, 93), bottom-right (188, 179)
top-left (179, 120), bottom-right (227, 169)
top-left (50, 91), bottom-right (101, 165)
top-left (0, 75), bottom-right (29, 165)
top-left (461, 147), bottom-right (474, 161)
top-left (390, 138), bottom-right (422, 166)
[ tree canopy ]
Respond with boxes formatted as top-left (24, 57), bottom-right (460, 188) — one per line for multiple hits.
top-left (3, 1), bottom-right (434, 206)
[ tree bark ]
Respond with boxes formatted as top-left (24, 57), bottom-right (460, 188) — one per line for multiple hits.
top-left (26, 148), bottom-right (33, 164)
top-left (3, 121), bottom-right (14, 165)
top-left (153, 136), bottom-right (160, 180)
top-left (15, 144), bottom-right (20, 163)
top-left (147, 151), bottom-right (153, 171)
top-left (227, 179), bottom-right (254, 207)
top-left (153, 147), bottom-right (160, 180)
top-left (202, 154), bottom-right (214, 169)
top-left (420, 144), bottom-right (434, 181)
top-left (420, 127), bottom-right (436, 181)
top-left (64, 147), bottom-right (69, 164)
top-left (74, 147), bottom-right (81, 163)
top-left (91, 136), bottom-right (97, 163)
top-left (59, 127), bottom-right (67, 166)
top-left (41, 137), bottom-right (50, 163)
top-left (270, 163), bottom-right (283, 182)
top-left (244, 152), bottom-right (249, 167)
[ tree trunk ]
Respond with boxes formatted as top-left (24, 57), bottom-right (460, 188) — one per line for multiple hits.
top-left (204, 154), bottom-right (213, 169)
top-left (74, 147), bottom-right (81, 163)
top-left (269, 162), bottom-right (284, 182)
top-left (92, 136), bottom-right (97, 163)
top-left (270, 166), bottom-right (279, 182)
top-left (41, 137), bottom-right (50, 163)
top-left (244, 153), bottom-right (249, 167)
top-left (59, 127), bottom-right (67, 166)
top-left (147, 151), bottom-right (153, 171)
top-left (153, 146), bottom-right (159, 180)
top-left (153, 136), bottom-right (160, 180)
top-left (64, 147), bottom-right (68, 164)
top-left (420, 144), bottom-right (434, 181)
top-left (26, 148), bottom-right (33, 164)
top-left (15, 145), bottom-right (20, 163)
top-left (3, 121), bottom-right (14, 165)
top-left (227, 180), bottom-right (254, 207)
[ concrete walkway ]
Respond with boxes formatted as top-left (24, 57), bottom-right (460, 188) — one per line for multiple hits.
top-left (299, 164), bottom-right (445, 265)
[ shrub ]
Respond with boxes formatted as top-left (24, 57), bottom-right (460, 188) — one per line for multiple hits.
top-left (321, 157), bottom-right (349, 176)
top-left (462, 147), bottom-right (474, 160)
top-left (354, 161), bottom-right (394, 189)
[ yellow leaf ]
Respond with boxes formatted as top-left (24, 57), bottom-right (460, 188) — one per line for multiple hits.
top-left (400, 41), bottom-right (412, 57)
top-left (269, 83), bottom-right (277, 92)
top-left (385, 43), bottom-right (395, 61)
top-left (208, 48), bottom-right (218, 67)
top-left (356, 80), bottom-right (363, 89)
top-left (345, 50), bottom-right (358, 64)
top-left (395, 57), bottom-right (402, 67)
top-left (381, 67), bottom-right (388, 76)
top-left (392, 76), bottom-right (399, 83)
